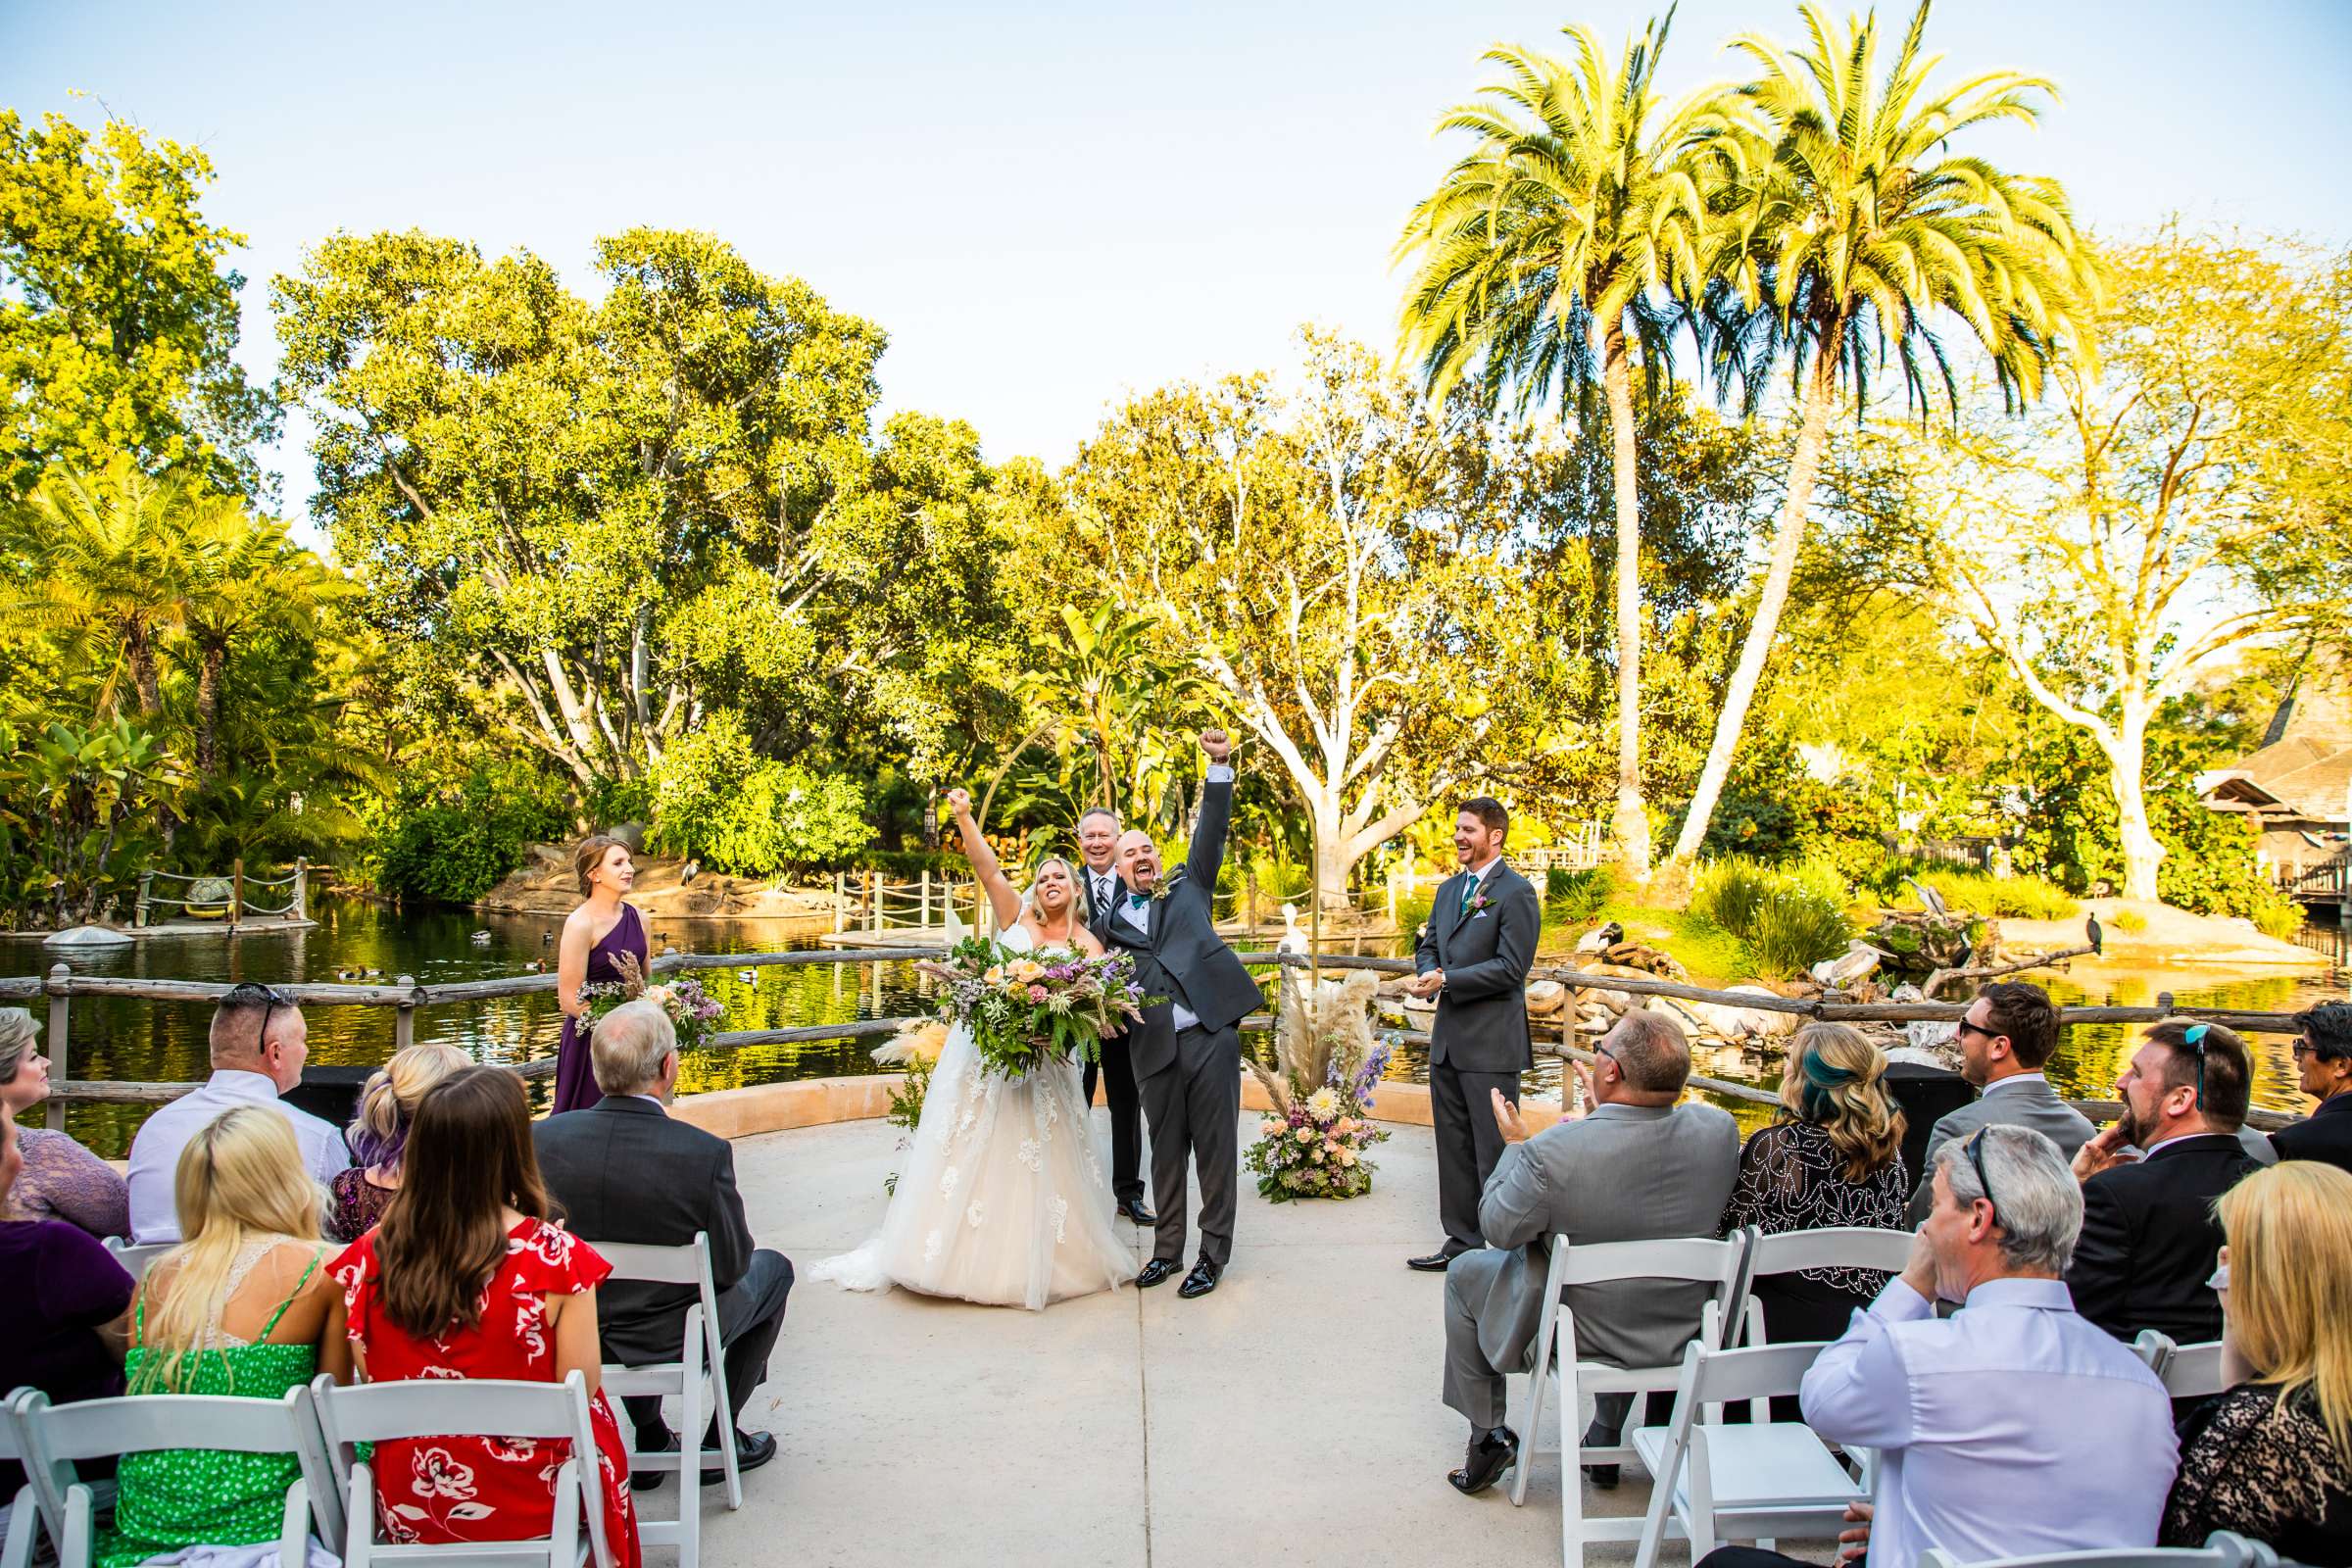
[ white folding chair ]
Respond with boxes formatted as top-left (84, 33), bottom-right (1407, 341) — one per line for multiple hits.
top-left (1504, 1233), bottom-right (1750, 1566)
top-left (1917, 1531), bottom-right (2278, 1568)
top-left (313, 1372), bottom-right (612, 1568)
top-left (1, 1388), bottom-right (40, 1568)
top-left (1735, 1226), bottom-right (1915, 1347)
top-left (2131, 1330), bottom-right (2177, 1375)
top-left (2157, 1341), bottom-right (2229, 1400)
top-left (1627, 1340), bottom-right (1867, 1568)
top-left (100, 1237), bottom-right (173, 1282)
top-left (15, 1384), bottom-right (342, 1568)
top-left (586, 1232), bottom-right (744, 1568)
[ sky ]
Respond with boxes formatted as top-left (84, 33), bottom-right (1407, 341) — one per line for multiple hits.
top-left (5, 0), bottom-right (2348, 545)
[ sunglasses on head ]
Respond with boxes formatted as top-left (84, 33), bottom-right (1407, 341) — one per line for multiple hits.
top-left (1964, 1127), bottom-right (2000, 1223)
top-left (223, 981), bottom-right (294, 1055)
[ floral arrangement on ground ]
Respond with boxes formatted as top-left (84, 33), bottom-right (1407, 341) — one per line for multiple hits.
top-left (579, 952), bottom-right (724, 1051)
top-left (1245, 965), bottom-right (1393, 1201)
top-left (917, 936), bottom-right (1144, 1078)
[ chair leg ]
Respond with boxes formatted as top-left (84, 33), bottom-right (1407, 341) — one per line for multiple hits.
top-left (1510, 1364), bottom-right (1547, 1508)
top-left (345, 1465), bottom-right (373, 1568)
top-left (676, 1355), bottom-right (702, 1568)
top-left (1560, 1427), bottom-right (1587, 1568)
top-left (278, 1480), bottom-right (310, 1568)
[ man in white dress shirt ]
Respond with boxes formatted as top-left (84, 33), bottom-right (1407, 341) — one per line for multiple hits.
top-left (1702, 1123), bottom-right (2177, 1568)
top-left (126, 982), bottom-right (351, 1243)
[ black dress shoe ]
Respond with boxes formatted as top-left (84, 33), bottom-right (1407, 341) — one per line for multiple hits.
top-left (1136, 1257), bottom-right (1181, 1288)
top-left (1177, 1259), bottom-right (1223, 1298)
top-left (1117, 1199), bottom-right (1157, 1226)
top-left (1407, 1250), bottom-right (1462, 1272)
top-left (703, 1429), bottom-right (776, 1487)
top-left (1448, 1426), bottom-right (1518, 1495)
top-left (1581, 1462), bottom-right (1620, 1490)
top-left (630, 1428), bottom-right (675, 1492)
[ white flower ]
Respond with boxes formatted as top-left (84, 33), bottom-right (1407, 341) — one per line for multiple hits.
top-left (922, 1229), bottom-right (943, 1264)
top-left (412, 1446), bottom-right (476, 1499)
top-left (940, 1166), bottom-right (960, 1199)
top-left (1305, 1087), bottom-right (1342, 1120)
top-left (966, 1200), bottom-right (986, 1229)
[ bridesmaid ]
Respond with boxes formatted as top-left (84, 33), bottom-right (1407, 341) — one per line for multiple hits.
top-left (551, 835), bottom-right (647, 1115)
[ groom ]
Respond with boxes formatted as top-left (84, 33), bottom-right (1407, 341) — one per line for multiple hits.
top-left (1094, 729), bottom-right (1264, 1298)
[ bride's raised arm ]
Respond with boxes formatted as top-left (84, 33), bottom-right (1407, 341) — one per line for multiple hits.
top-left (946, 789), bottom-right (1025, 933)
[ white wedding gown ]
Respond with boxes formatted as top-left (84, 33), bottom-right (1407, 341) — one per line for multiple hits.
top-left (810, 924), bottom-right (1138, 1309)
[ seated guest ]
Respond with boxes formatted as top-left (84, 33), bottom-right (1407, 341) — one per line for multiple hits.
top-left (535, 998), bottom-right (790, 1485)
top-left (1439, 1009), bottom-right (1738, 1495)
top-left (1908, 980), bottom-right (2093, 1221)
top-left (0, 1006), bottom-right (128, 1237)
top-left (2163, 1161), bottom-right (2352, 1557)
top-left (108, 1105), bottom-right (348, 1568)
top-left (327, 1042), bottom-right (468, 1243)
top-left (2273, 1001), bottom-right (2352, 1173)
top-left (127, 983), bottom-right (350, 1244)
top-left (329, 1067), bottom-right (641, 1568)
top-left (1722, 1023), bottom-right (1908, 1372)
top-left (0, 1110), bottom-right (133, 1506)
top-left (2068, 1019), bottom-right (2261, 1347)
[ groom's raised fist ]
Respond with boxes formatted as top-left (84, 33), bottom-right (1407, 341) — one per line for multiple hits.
top-left (945, 788), bottom-right (973, 818)
top-left (1200, 729), bottom-right (1232, 763)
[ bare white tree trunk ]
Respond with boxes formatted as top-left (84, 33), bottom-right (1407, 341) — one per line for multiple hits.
top-left (2100, 701), bottom-right (2166, 900)
top-left (1598, 317), bottom-right (1651, 880)
top-left (1670, 350), bottom-right (1838, 863)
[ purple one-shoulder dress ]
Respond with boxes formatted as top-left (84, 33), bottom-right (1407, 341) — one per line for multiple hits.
top-left (552, 902), bottom-right (647, 1114)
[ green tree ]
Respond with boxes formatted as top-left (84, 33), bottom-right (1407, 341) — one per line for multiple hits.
top-left (0, 111), bottom-right (278, 501)
top-left (1667, 0), bottom-right (2100, 863)
top-left (1397, 12), bottom-right (1724, 878)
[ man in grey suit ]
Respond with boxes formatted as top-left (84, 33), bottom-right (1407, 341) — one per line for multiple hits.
top-left (1439, 1009), bottom-right (1739, 1494)
top-left (1093, 731), bottom-right (1266, 1298)
top-left (1906, 980), bottom-right (2095, 1222)
top-left (1406, 797), bottom-right (1544, 1271)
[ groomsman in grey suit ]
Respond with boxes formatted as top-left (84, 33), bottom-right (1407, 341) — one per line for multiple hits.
top-left (1407, 798), bottom-right (1544, 1270)
top-left (1906, 981), bottom-right (2096, 1222)
top-left (1439, 1009), bottom-right (1739, 1494)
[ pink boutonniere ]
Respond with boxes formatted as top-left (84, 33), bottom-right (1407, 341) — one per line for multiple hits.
top-left (1463, 888), bottom-right (1494, 916)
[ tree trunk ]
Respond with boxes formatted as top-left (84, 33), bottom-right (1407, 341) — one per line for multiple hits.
top-left (1597, 316), bottom-right (1651, 880)
top-left (1669, 345), bottom-right (1839, 863)
top-left (2102, 707), bottom-right (2167, 900)
top-left (1309, 799), bottom-right (1351, 915)
top-left (195, 641), bottom-right (226, 778)
top-left (126, 624), bottom-right (163, 716)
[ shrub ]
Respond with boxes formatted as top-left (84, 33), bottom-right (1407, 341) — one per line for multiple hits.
top-left (373, 761), bottom-right (571, 905)
top-left (1546, 866), bottom-right (1613, 922)
top-left (1902, 869), bottom-right (2078, 921)
top-left (647, 714), bottom-right (873, 874)
top-left (1690, 858), bottom-right (1777, 939)
top-left (2110, 908), bottom-right (2148, 933)
top-left (1748, 892), bottom-right (1855, 978)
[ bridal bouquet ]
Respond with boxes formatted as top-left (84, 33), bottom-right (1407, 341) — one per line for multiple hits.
top-left (918, 937), bottom-right (1146, 1079)
top-left (578, 953), bottom-right (725, 1052)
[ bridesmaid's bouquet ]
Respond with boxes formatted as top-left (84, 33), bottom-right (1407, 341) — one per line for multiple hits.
top-left (579, 953), bottom-right (725, 1053)
top-left (919, 937), bottom-right (1147, 1079)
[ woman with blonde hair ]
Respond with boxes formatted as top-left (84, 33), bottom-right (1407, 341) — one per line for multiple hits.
top-left (553, 833), bottom-right (648, 1114)
top-left (2162, 1160), bottom-right (2352, 1556)
top-left (327, 1042), bottom-right (469, 1242)
top-left (105, 1105), bottom-right (348, 1568)
top-left (1722, 1022), bottom-right (1910, 1348)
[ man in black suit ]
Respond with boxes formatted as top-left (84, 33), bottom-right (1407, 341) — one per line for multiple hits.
top-left (534, 998), bottom-right (792, 1485)
top-left (1093, 730), bottom-right (1266, 1299)
top-left (1406, 797), bottom-right (1543, 1271)
top-left (2273, 1001), bottom-right (2352, 1174)
top-left (2066, 1017), bottom-right (2260, 1347)
top-left (1076, 805), bottom-right (1152, 1225)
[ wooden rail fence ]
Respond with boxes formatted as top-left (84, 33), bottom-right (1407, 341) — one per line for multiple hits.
top-left (12, 947), bottom-right (2311, 1132)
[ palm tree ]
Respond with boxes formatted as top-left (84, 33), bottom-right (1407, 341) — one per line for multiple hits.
top-left (1396, 11), bottom-right (1727, 879)
top-left (178, 500), bottom-right (348, 780)
top-left (1666, 0), bottom-right (2101, 862)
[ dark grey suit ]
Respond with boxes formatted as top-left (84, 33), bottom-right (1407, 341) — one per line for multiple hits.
top-left (1442, 1102), bottom-right (1740, 1428)
top-left (1416, 859), bottom-right (1542, 1254)
top-left (534, 1096), bottom-right (792, 1441)
top-left (1906, 1074), bottom-right (2097, 1222)
top-left (1093, 774), bottom-right (1265, 1267)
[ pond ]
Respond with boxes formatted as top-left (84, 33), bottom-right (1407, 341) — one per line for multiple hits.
top-left (7, 896), bottom-right (2345, 1154)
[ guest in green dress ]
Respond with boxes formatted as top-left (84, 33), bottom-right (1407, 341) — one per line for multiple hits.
top-left (104, 1104), bottom-right (350, 1568)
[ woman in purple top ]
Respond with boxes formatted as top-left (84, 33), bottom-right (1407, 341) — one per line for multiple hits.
top-left (0, 1110), bottom-right (135, 1498)
top-left (327, 1041), bottom-right (469, 1242)
top-left (553, 834), bottom-right (649, 1114)
top-left (0, 1007), bottom-right (129, 1238)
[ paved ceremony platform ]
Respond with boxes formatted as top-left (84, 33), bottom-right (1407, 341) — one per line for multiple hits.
top-left (698, 1106), bottom-right (1794, 1568)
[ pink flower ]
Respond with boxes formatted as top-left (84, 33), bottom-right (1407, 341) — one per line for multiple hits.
top-left (1029, 985), bottom-right (1050, 1004)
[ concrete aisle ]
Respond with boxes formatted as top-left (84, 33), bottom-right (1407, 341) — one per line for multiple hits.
top-left (698, 1109), bottom-right (1760, 1568)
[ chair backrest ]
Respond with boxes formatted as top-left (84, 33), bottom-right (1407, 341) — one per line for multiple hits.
top-left (1557, 1235), bottom-right (1746, 1292)
top-left (2161, 1341), bottom-right (2229, 1400)
top-left (1680, 1339), bottom-right (1835, 1409)
top-left (1916, 1531), bottom-right (2276, 1568)
top-left (2132, 1330), bottom-right (2178, 1375)
top-left (590, 1232), bottom-right (712, 1290)
top-left (1744, 1225), bottom-right (1914, 1280)
top-left (314, 1372), bottom-right (610, 1568)
top-left (100, 1237), bottom-right (173, 1282)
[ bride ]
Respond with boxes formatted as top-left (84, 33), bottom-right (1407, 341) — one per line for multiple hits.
top-left (809, 788), bottom-right (1138, 1309)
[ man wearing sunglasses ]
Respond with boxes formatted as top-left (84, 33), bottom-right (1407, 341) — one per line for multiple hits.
top-left (1906, 981), bottom-right (2093, 1222)
top-left (125, 982), bottom-right (350, 1243)
top-left (2271, 1001), bottom-right (2352, 1174)
top-left (2066, 1019), bottom-right (2263, 1350)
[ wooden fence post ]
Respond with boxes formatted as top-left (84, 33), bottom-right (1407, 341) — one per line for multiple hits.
top-left (395, 974), bottom-right (416, 1050)
top-left (229, 858), bottom-right (244, 933)
top-left (44, 963), bottom-right (70, 1132)
top-left (293, 858), bottom-right (309, 922)
top-left (136, 872), bottom-right (153, 929)
top-left (834, 871), bottom-right (848, 935)
top-left (921, 869), bottom-right (932, 928)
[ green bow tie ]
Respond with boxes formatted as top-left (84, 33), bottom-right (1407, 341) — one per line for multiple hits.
top-left (1128, 891), bottom-right (1151, 909)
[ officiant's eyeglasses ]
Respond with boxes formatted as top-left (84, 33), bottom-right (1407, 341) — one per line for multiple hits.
top-left (223, 981), bottom-right (294, 1054)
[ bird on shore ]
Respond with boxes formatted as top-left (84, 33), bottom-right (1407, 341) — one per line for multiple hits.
top-left (1902, 876), bottom-right (1949, 920)
top-left (335, 968), bottom-right (358, 982)
top-left (523, 958), bottom-right (544, 972)
top-left (682, 860), bottom-right (701, 884)
top-left (2085, 912), bottom-right (2104, 956)
top-left (1574, 921), bottom-right (1625, 956)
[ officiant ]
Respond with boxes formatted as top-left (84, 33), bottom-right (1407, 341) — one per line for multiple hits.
top-left (1405, 799), bottom-right (1542, 1271)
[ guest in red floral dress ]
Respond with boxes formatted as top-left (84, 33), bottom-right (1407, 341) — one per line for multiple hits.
top-left (328, 1066), bottom-right (640, 1568)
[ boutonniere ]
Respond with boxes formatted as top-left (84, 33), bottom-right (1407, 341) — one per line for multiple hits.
top-left (1466, 890), bottom-right (1494, 915)
top-left (1150, 873), bottom-right (1179, 904)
